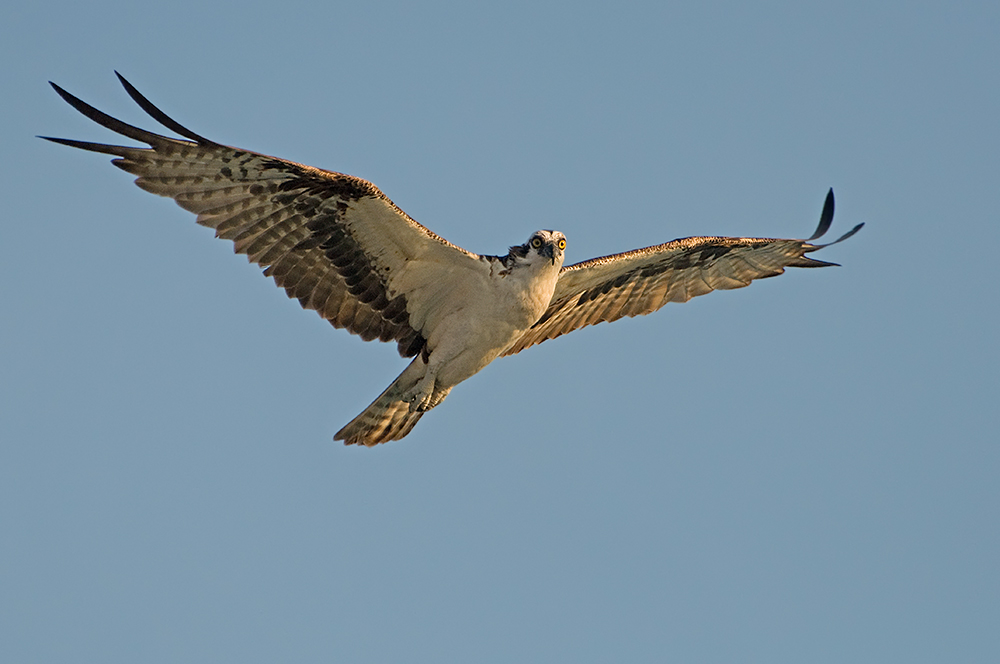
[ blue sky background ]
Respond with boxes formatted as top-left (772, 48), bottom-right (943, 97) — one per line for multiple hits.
top-left (2, 1), bottom-right (998, 662)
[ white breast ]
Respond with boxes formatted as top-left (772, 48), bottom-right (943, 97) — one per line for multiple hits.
top-left (422, 258), bottom-right (562, 389)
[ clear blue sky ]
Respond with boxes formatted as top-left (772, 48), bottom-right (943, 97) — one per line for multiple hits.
top-left (2, 1), bottom-right (998, 662)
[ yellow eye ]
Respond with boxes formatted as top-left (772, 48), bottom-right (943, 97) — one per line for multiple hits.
top-left (531, 237), bottom-right (543, 249)
top-left (558, 239), bottom-right (566, 250)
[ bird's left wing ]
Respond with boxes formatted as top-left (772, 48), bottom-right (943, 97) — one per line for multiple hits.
top-left (503, 190), bottom-right (861, 356)
top-left (42, 74), bottom-right (485, 359)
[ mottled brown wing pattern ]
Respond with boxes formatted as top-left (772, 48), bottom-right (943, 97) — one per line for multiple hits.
top-left (42, 74), bottom-right (475, 358)
top-left (504, 192), bottom-right (862, 356)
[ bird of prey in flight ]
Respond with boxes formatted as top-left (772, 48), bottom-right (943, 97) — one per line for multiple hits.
top-left (42, 74), bottom-right (863, 446)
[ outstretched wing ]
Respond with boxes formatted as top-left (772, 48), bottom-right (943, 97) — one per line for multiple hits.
top-left (504, 190), bottom-right (862, 356)
top-left (42, 73), bottom-right (485, 358)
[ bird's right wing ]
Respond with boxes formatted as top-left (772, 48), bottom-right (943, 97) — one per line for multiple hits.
top-left (42, 74), bottom-right (487, 358)
top-left (504, 190), bottom-right (862, 356)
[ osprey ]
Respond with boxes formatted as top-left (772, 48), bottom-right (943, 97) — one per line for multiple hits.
top-left (43, 74), bottom-right (863, 446)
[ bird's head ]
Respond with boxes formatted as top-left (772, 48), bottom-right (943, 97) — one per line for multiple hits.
top-left (508, 230), bottom-right (567, 269)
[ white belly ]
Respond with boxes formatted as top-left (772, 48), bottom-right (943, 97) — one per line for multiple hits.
top-left (423, 260), bottom-right (560, 390)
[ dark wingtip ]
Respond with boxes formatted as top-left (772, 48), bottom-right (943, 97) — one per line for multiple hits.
top-left (806, 188), bottom-right (835, 241)
top-left (46, 78), bottom-right (170, 146)
top-left (832, 222), bottom-right (864, 245)
top-left (813, 222), bottom-right (864, 249)
top-left (800, 189), bottom-right (864, 253)
top-left (114, 71), bottom-right (214, 145)
top-left (48, 80), bottom-right (87, 111)
top-left (37, 134), bottom-right (134, 155)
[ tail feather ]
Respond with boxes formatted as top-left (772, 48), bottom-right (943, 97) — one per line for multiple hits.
top-left (335, 357), bottom-right (448, 446)
top-left (336, 399), bottom-right (424, 446)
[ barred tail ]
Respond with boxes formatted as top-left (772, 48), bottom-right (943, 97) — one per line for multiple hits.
top-left (335, 357), bottom-right (432, 446)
